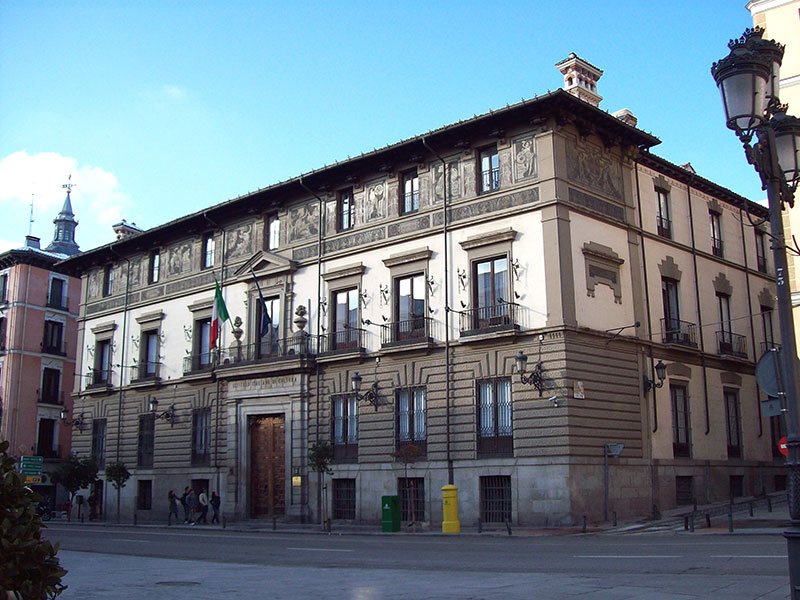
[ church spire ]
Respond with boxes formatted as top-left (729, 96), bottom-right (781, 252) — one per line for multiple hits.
top-left (45, 175), bottom-right (80, 256)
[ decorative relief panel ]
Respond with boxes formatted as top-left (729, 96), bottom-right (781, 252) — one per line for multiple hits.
top-left (432, 161), bottom-right (462, 205)
top-left (462, 160), bottom-right (476, 197)
top-left (363, 180), bottom-right (387, 223)
top-left (499, 149), bottom-right (512, 187)
top-left (432, 187), bottom-right (538, 226)
top-left (513, 136), bottom-right (538, 181)
top-left (128, 257), bottom-right (143, 289)
top-left (167, 241), bottom-right (194, 276)
top-left (226, 223), bottom-right (254, 260)
top-left (288, 202), bottom-right (320, 243)
top-left (566, 138), bottom-right (622, 201)
top-left (87, 271), bottom-right (101, 300)
top-left (582, 241), bottom-right (625, 304)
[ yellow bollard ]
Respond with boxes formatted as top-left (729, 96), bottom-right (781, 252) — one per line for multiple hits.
top-left (441, 484), bottom-right (461, 533)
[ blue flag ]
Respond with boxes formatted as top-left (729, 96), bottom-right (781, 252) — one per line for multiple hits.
top-left (251, 272), bottom-right (271, 338)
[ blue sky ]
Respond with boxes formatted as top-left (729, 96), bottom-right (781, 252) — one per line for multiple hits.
top-left (0, 1), bottom-right (773, 252)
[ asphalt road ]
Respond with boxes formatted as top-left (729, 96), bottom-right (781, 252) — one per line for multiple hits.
top-left (44, 525), bottom-right (791, 599)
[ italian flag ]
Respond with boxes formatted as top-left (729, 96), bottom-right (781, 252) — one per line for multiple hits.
top-left (210, 282), bottom-right (230, 350)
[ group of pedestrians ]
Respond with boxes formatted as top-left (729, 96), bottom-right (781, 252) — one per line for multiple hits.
top-left (168, 487), bottom-right (221, 525)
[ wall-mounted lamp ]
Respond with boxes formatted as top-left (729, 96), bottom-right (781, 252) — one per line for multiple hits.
top-left (643, 360), bottom-right (667, 393)
top-left (149, 397), bottom-right (175, 426)
top-left (515, 350), bottom-right (546, 397)
top-left (351, 372), bottom-right (380, 411)
top-left (60, 407), bottom-right (84, 431)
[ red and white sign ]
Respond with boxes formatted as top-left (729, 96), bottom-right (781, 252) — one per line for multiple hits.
top-left (779, 436), bottom-right (788, 457)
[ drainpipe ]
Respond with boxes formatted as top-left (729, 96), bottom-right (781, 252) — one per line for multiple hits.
top-left (421, 137), bottom-right (454, 486)
top-left (298, 176), bottom-right (326, 522)
top-left (11, 261), bottom-right (32, 455)
top-left (108, 247), bottom-right (131, 464)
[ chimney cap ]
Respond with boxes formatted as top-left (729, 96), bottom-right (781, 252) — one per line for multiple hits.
top-left (25, 235), bottom-right (41, 249)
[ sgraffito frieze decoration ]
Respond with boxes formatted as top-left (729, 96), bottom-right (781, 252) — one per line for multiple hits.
top-left (462, 160), bottom-right (476, 197)
top-left (513, 136), bottom-right (538, 181)
top-left (225, 223), bottom-right (254, 260)
top-left (432, 188), bottom-right (538, 227)
top-left (432, 161), bottom-right (462, 205)
top-left (363, 180), bottom-right (386, 223)
top-left (288, 202), bottom-right (320, 243)
top-left (499, 150), bottom-right (512, 187)
top-left (167, 241), bottom-right (194, 276)
top-left (566, 138), bottom-right (622, 201)
top-left (582, 241), bottom-right (624, 304)
top-left (128, 257), bottom-right (143, 288)
top-left (87, 270), bottom-right (101, 299)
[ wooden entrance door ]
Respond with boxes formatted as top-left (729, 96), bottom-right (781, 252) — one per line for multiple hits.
top-left (249, 415), bottom-right (286, 517)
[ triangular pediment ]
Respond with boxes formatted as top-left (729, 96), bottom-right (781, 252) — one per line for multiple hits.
top-left (232, 250), bottom-right (297, 280)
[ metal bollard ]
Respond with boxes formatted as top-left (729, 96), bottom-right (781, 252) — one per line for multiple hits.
top-left (690, 513), bottom-right (695, 532)
top-left (768, 497), bottom-right (773, 512)
top-left (582, 516), bottom-right (587, 534)
top-left (477, 518), bottom-right (482, 534)
top-left (223, 516), bottom-right (227, 529)
top-left (505, 518), bottom-right (512, 536)
top-left (705, 513), bottom-right (711, 528)
top-left (612, 511), bottom-right (617, 527)
top-left (749, 502), bottom-right (753, 517)
top-left (684, 516), bottom-right (689, 531)
top-left (272, 517), bottom-right (277, 531)
top-left (728, 506), bottom-right (734, 532)
top-left (133, 511), bottom-right (137, 526)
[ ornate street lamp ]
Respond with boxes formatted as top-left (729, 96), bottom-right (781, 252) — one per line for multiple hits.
top-left (149, 397), bottom-right (175, 427)
top-left (713, 27), bottom-right (800, 598)
top-left (351, 372), bottom-right (379, 411)
top-left (643, 360), bottom-right (667, 393)
top-left (514, 350), bottom-right (546, 396)
top-left (60, 407), bottom-right (84, 431)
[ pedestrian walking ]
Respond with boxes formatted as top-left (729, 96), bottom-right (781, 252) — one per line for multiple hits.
top-left (186, 488), bottom-right (197, 525)
top-left (210, 491), bottom-right (221, 525)
top-left (198, 488), bottom-right (209, 524)
top-left (180, 487), bottom-right (190, 523)
top-left (168, 490), bottom-right (179, 526)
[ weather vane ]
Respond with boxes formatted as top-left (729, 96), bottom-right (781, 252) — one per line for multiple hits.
top-left (62, 173), bottom-right (76, 194)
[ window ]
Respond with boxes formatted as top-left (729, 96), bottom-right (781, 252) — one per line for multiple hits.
top-left (102, 265), bottom-right (114, 297)
top-left (332, 478), bottom-right (356, 520)
top-left (148, 250), bottom-right (160, 284)
top-left (42, 320), bottom-right (64, 354)
top-left (656, 189), bottom-right (671, 238)
top-left (0, 273), bottom-right (7, 303)
top-left (202, 233), bottom-right (215, 268)
top-left (140, 330), bottom-right (159, 377)
top-left (137, 413), bottom-right (155, 467)
top-left (332, 394), bottom-right (358, 461)
top-left (332, 288), bottom-right (359, 350)
top-left (398, 477), bottom-right (424, 522)
top-left (394, 274), bottom-right (426, 341)
top-left (717, 292), bottom-right (733, 353)
top-left (137, 480), bottom-right (152, 510)
top-left (396, 387), bottom-right (426, 453)
top-left (671, 385), bottom-right (690, 458)
top-left (710, 210), bottom-right (723, 257)
top-left (192, 407), bottom-right (211, 465)
top-left (730, 475), bottom-right (744, 499)
top-left (676, 476), bottom-right (694, 505)
top-left (480, 475), bottom-right (511, 523)
top-left (337, 188), bottom-right (354, 231)
top-left (0, 316), bottom-right (7, 351)
top-left (479, 147), bottom-right (500, 193)
top-left (40, 368), bottom-right (61, 404)
top-left (267, 215), bottom-right (280, 251)
top-left (256, 296), bottom-right (281, 357)
top-left (472, 256), bottom-right (509, 330)
top-left (48, 278), bottom-right (66, 309)
top-left (36, 418), bottom-right (57, 458)
top-left (91, 419), bottom-right (107, 467)
top-left (401, 169), bottom-right (419, 214)
top-left (755, 230), bottom-right (768, 273)
top-left (661, 278), bottom-right (681, 343)
top-left (725, 390), bottom-right (741, 458)
top-left (193, 318), bottom-right (212, 369)
top-left (93, 339), bottom-right (111, 384)
top-left (477, 378), bottom-right (512, 456)
top-left (762, 305), bottom-right (776, 351)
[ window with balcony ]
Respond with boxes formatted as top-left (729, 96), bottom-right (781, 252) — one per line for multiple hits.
top-left (332, 394), bottom-right (358, 462)
top-left (148, 250), bottom-right (160, 284)
top-left (396, 387), bottom-right (426, 454)
top-left (716, 292), bottom-right (745, 356)
top-left (392, 274), bottom-right (426, 343)
top-left (42, 320), bottom-right (64, 355)
top-left (661, 277), bottom-right (680, 342)
top-left (656, 189), bottom-right (671, 238)
top-left (189, 318), bottom-right (212, 371)
top-left (202, 233), bottom-right (215, 269)
top-left (192, 407), bottom-right (211, 465)
top-left (139, 330), bottom-right (160, 378)
top-left (40, 368), bottom-right (61, 404)
top-left (47, 277), bottom-right (66, 309)
top-left (477, 378), bottom-right (512, 456)
top-left (36, 418), bottom-right (57, 458)
top-left (755, 230), bottom-right (768, 273)
top-left (91, 418), bottom-right (106, 467)
top-left (725, 390), bottom-right (741, 458)
top-left (401, 169), bottom-right (419, 215)
top-left (267, 215), bottom-right (280, 250)
top-left (93, 339), bottom-right (112, 384)
top-left (710, 210), bottom-right (723, 258)
top-left (337, 188), bottom-right (354, 231)
top-left (468, 256), bottom-right (511, 332)
top-left (671, 385), bottom-right (691, 458)
top-left (256, 296), bottom-right (281, 357)
top-left (331, 288), bottom-right (359, 351)
top-left (479, 147), bottom-right (500, 193)
top-left (137, 413), bottom-right (155, 467)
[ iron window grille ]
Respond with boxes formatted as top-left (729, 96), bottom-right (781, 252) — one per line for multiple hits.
top-left (137, 480), bottom-right (152, 510)
top-left (676, 476), bottom-right (694, 506)
top-left (332, 478), bottom-right (356, 520)
top-left (725, 390), bottom-right (742, 459)
top-left (332, 394), bottom-right (358, 462)
top-left (396, 387), bottom-right (426, 453)
top-left (398, 477), bottom-right (425, 522)
top-left (477, 378), bottom-right (512, 456)
top-left (91, 419), bottom-right (107, 468)
top-left (192, 407), bottom-right (211, 465)
top-left (137, 413), bottom-right (155, 467)
top-left (480, 475), bottom-right (511, 523)
top-left (671, 385), bottom-right (691, 458)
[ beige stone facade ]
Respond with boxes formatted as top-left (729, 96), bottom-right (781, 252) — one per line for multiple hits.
top-left (61, 84), bottom-right (782, 527)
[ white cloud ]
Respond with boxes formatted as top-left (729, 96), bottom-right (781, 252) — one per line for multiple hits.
top-left (163, 85), bottom-right (186, 101)
top-left (0, 151), bottom-right (131, 251)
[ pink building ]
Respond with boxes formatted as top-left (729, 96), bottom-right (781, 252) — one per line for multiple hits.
top-left (0, 189), bottom-right (81, 508)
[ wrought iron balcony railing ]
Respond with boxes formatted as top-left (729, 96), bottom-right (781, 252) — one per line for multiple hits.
top-left (657, 215), bottom-right (672, 239)
top-left (90, 368), bottom-right (112, 386)
top-left (660, 318), bottom-right (698, 347)
top-left (319, 327), bottom-right (365, 355)
top-left (183, 353), bottom-right (215, 374)
top-left (381, 317), bottom-right (433, 347)
top-left (218, 333), bottom-right (317, 366)
top-left (37, 390), bottom-right (68, 405)
top-left (480, 167), bottom-right (500, 192)
top-left (712, 238), bottom-right (724, 258)
top-left (716, 331), bottom-right (747, 358)
top-left (460, 303), bottom-right (520, 336)
top-left (757, 255), bottom-right (768, 273)
top-left (131, 362), bottom-right (160, 380)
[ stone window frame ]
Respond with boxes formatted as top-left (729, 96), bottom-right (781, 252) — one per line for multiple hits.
top-left (581, 242), bottom-right (624, 304)
top-left (459, 228), bottom-right (517, 311)
top-left (477, 145), bottom-right (500, 194)
top-left (202, 232), bottom-right (216, 269)
top-left (188, 298), bottom-right (214, 369)
top-left (653, 175), bottom-right (672, 239)
top-left (248, 277), bottom-right (285, 352)
top-left (47, 274), bottom-right (68, 310)
top-left (708, 199), bottom-right (724, 258)
top-left (90, 321), bottom-right (117, 387)
top-left (337, 187), bottom-right (355, 232)
top-left (383, 248), bottom-right (433, 340)
top-left (135, 311), bottom-right (164, 380)
top-left (322, 263), bottom-right (366, 349)
top-left (148, 249), bottom-right (161, 284)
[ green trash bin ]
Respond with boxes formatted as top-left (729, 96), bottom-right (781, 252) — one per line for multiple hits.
top-left (381, 495), bottom-right (400, 532)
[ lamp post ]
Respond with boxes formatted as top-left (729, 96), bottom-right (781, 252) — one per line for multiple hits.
top-left (712, 27), bottom-right (800, 597)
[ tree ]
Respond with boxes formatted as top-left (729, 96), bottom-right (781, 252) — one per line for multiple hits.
top-left (0, 440), bottom-right (67, 598)
top-left (49, 455), bottom-right (99, 522)
top-left (308, 441), bottom-right (333, 526)
top-left (391, 444), bottom-right (424, 531)
top-left (104, 461), bottom-right (130, 523)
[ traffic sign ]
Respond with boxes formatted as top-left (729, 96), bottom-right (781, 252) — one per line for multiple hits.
top-left (20, 456), bottom-right (43, 476)
top-left (780, 436), bottom-right (788, 457)
top-left (25, 476), bottom-right (42, 484)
